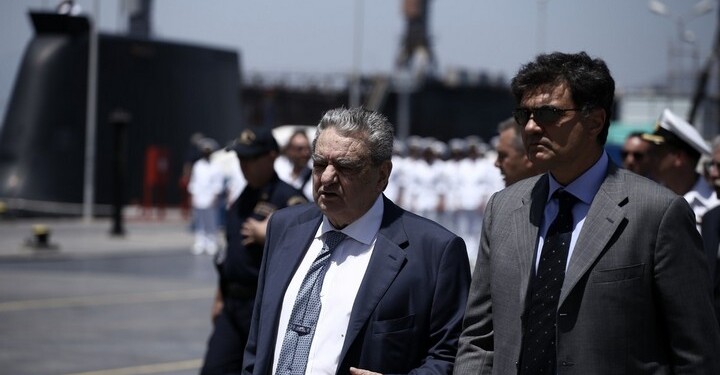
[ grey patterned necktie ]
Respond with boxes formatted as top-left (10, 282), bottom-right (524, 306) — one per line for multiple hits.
top-left (275, 230), bottom-right (347, 375)
top-left (520, 190), bottom-right (578, 375)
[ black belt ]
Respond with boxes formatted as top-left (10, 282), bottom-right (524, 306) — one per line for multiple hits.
top-left (222, 282), bottom-right (257, 299)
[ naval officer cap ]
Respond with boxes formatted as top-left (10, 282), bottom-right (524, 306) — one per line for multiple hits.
top-left (642, 108), bottom-right (710, 159)
top-left (227, 127), bottom-right (279, 158)
top-left (449, 138), bottom-right (468, 153)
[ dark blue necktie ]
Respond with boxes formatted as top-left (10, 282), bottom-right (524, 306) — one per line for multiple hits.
top-left (275, 230), bottom-right (347, 375)
top-left (520, 190), bottom-right (578, 375)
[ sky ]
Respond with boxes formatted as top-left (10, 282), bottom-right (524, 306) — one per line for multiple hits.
top-left (0, 0), bottom-right (718, 123)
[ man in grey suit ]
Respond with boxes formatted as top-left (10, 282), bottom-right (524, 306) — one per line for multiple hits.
top-left (455, 52), bottom-right (720, 374)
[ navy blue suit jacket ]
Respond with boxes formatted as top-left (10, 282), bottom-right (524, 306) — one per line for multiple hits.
top-left (243, 196), bottom-right (470, 375)
top-left (701, 205), bottom-right (720, 325)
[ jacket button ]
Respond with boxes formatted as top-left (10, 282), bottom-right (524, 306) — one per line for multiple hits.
top-left (561, 361), bottom-right (574, 367)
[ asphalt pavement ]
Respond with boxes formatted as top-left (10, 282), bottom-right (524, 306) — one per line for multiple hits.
top-left (0, 207), bottom-right (195, 259)
top-left (0, 207), bottom-right (218, 375)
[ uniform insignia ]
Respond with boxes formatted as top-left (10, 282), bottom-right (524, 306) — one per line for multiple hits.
top-left (254, 202), bottom-right (277, 218)
top-left (287, 195), bottom-right (307, 206)
top-left (239, 129), bottom-right (256, 145)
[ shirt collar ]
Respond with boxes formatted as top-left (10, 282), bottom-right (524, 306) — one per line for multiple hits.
top-left (547, 151), bottom-right (608, 205)
top-left (320, 195), bottom-right (384, 245)
top-left (685, 175), bottom-right (717, 203)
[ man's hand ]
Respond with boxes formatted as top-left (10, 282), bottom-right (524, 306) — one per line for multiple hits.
top-left (241, 216), bottom-right (270, 246)
top-left (349, 367), bottom-right (382, 375)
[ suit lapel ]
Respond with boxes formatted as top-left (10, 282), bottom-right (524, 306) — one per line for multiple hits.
top-left (560, 167), bottom-right (627, 304)
top-left (265, 209), bottom-right (322, 332)
top-left (514, 178), bottom-right (547, 305)
top-left (338, 198), bottom-right (408, 362)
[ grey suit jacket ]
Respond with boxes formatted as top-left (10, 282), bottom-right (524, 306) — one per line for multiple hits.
top-left (455, 163), bottom-right (720, 374)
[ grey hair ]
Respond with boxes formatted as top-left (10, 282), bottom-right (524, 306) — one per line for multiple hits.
top-left (497, 116), bottom-right (524, 152)
top-left (313, 107), bottom-right (394, 165)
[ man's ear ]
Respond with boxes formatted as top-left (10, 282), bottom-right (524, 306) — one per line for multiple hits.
top-left (587, 108), bottom-right (606, 137)
top-left (675, 149), bottom-right (694, 168)
top-left (378, 160), bottom-right (393, 191)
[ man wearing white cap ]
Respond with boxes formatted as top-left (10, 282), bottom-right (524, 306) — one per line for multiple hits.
top-left (643, 108), bottom-right (719, 229)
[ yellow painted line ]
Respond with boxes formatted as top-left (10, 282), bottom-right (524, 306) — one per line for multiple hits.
top-left (63, 359), bottom-right (202, 375)
top-left (0, 287), bottom-right (214, 312)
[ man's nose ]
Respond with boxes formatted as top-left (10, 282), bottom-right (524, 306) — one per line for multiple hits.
top-left (524, 119), bottom-right (542, 133)
top-left (321, 165), bottom-right (338, 184)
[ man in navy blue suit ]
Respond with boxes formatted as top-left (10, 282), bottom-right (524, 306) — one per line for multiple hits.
top-left (243, 107), bottom-right (471, 375)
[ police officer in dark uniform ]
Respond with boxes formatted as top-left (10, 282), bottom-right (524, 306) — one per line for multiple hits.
top-left (200, 128), bottom-right (307, 375)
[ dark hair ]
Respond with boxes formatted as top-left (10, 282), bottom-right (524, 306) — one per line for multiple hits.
top-left (660, 133), bottom-right (702, 164)
top-left (511, 51), bottom-right (615, 145)
top-left (285, 129), bottom-right (310, 149)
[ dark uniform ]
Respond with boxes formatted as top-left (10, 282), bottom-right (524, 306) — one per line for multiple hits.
top-left (201, 174), bottom-right (306, 375)
top-left (200, 128), bottom-right (307, 375)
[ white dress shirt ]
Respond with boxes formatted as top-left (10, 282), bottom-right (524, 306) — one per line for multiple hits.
top-left (275, 156), bottom-right (313, 200)
top-left (187, 157), bottom-right (224, 209)
top-left (272, 196), bottom-right (384, 375)
top-left (684, 175), bottom-right (719, 230)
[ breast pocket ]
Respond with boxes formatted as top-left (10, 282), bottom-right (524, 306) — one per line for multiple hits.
top-left (372, 314), bottom-right (415, 334)
top-left (591, 264), bottom-right (644, 284)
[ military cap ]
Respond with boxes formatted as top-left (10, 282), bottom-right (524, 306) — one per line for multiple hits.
top-left (227, 128), bottom-right (279, 158)
top-left (642, 108), bottom-right (710, 156)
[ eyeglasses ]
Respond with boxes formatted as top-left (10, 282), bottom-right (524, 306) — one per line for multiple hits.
top-left (512, 106), bottom-right (581, 127)
top-left (621, 151), bottom-right (645, 161)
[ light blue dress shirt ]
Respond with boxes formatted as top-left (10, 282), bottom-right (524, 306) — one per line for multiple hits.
top-left (535, 152), bottom-right (609, 271)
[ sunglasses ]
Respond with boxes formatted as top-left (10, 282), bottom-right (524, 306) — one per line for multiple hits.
top-left (621, 151), bottom-right (645, 161)
top-left (512, 105), bottom-right (581, 127)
